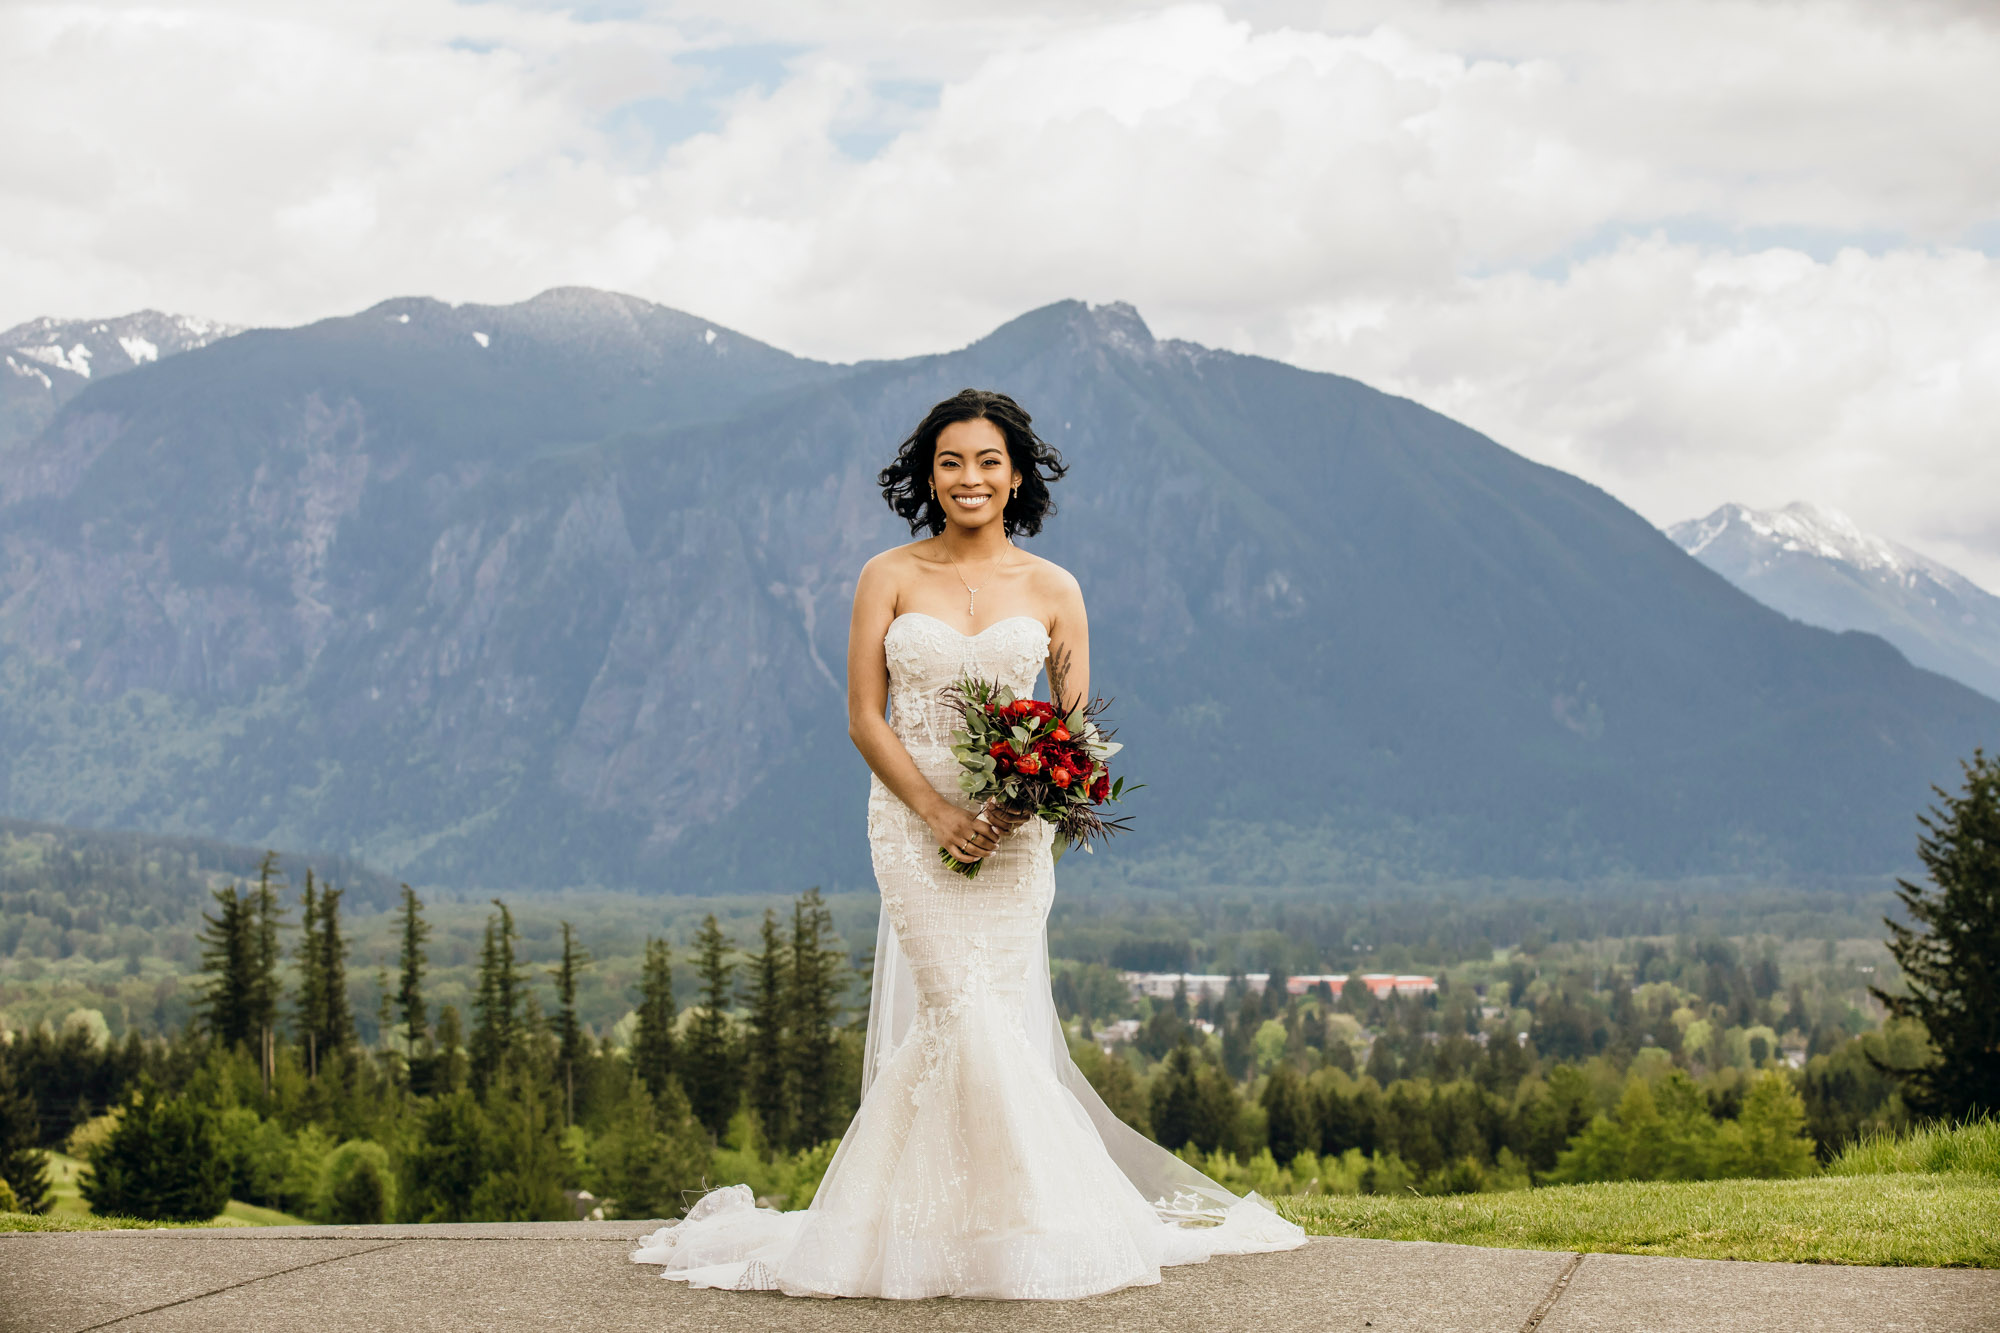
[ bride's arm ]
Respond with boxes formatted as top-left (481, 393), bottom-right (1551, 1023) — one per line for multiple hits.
top-left (847, 554), bottom-right (1000, 862)
top-left (1043, 564), bottom-right (1090, 707)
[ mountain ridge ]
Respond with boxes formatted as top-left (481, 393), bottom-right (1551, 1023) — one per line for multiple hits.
top-left (1668, 502), bottom-right (2000, 703)
top-left (1, 289), bottom-right (1994, 891)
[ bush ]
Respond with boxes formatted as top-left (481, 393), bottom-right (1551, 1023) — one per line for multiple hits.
top-left (320, 1140), bottom-right (395, 1224)
top-left (79, 1083), bottom-right (230, 1222)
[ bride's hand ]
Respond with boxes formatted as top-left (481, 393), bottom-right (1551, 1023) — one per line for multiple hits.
top-left (929, 806), bottom-right (998, 864)
top-left (980, 800), bottom-right (1031, 835)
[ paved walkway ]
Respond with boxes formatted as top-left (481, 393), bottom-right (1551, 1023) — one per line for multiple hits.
top-left (4, 1222), bottom-right (1995, 1333)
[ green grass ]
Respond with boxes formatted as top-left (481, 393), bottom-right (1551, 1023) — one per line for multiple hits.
top-left (1278, 1120), bottom-right (2000, 1268)
top-left (1829, 1117), bottom-right (2000, 1179)
top-left (3, 1152), bottom-right (312, 1232)
top-left (1277, 1173), bottom-right (1999, 1267)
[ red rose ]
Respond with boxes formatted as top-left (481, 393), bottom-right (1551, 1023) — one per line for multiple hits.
top-left (1091, 771), bottom-right (1111, 802)
top-left (1015, 753), bottom-right (1042, 775)
top-left (1051, 766), bottom-right (1072, 788)
top-left (987, 740), bottom-right (1013, 760)
top-left (1051, 725), bottom-right (1070, 742)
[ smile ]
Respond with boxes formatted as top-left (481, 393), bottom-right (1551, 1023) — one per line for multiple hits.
top-left (952, 493), bottom-right (992, 507)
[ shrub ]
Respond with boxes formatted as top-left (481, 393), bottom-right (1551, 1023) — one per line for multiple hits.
top-left (79, 1083), bottom-right (229, 1222)
top-left (320, 1141), bottom-right (395, 1224)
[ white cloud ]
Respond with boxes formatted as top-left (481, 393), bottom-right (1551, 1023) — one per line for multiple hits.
top-left (2, 0), bottom-right (1997, 583)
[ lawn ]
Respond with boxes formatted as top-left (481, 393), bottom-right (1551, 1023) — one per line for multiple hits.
top-left (1276, 1172), bottom-right (2000, 1268)
top-left (1, 1152), bottom-right (312, 1233)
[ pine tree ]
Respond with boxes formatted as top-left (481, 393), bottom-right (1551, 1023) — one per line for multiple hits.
top-left (0, 1056), bottom-right (54, 1214)
top-left (1874, 749), bottom-right (2000, 1119)
top-left (79, 1081), bottom-right (230, 1222)
top-left (550, 921), bottom-right (590, 1127)
top-left (395, 884), bottom-right (431, 1059)
top-left (195, 883), bottom-right (256, 1049)
top-left (432, 1004), bottom-right (470, 1095)
top-left (786, 889), bottom-right (844, 1151)
top-left (295, 869), bottom-right (326, 1078)
top-left (316, 883), bottom-right (356, 1056)
top-left (1260, 1063), bottom-right (1314, 1166)
top-left (470, 900), bottom-right (525, 1093)
top-left (589, 1068), bottom-right (711, 1221)
top-left (632, 938), bottom-right (679, 1105)
top-left (743, 910), bottom-right (790, 1152)
top-left (248, 851), bottom-right (287, 1091)
top-left (682, 914), bottom-right (739, 1140)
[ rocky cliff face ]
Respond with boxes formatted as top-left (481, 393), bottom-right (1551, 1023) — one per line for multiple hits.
top-left (1, 291), bottom-right (1994, 891)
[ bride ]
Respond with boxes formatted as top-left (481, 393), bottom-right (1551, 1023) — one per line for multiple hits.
top-left (631, 389), bottom-right (1305, 1299)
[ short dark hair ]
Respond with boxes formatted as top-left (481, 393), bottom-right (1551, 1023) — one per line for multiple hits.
top-left (878, 389), bottom-right (1068, 538)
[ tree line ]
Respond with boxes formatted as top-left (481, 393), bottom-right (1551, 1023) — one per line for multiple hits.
top-left (0, 872), bottom-right (858, 1221)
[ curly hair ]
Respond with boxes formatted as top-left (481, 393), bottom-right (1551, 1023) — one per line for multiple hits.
top-left (878, 389), bottom-right (1069, 538)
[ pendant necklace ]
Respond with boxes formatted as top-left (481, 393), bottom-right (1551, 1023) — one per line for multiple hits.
top-left (942, 540), bottom-right (1006, 619)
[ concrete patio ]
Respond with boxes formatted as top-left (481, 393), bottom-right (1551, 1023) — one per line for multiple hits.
top-left (3, 1221), bottom-right (1995, 1333)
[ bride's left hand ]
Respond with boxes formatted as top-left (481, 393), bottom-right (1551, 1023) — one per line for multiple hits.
top-left (981, 801), bottom-right (1030, 835)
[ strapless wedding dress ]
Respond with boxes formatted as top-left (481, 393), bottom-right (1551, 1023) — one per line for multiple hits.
top-left (631, 612), bottom-right (1304, 1299)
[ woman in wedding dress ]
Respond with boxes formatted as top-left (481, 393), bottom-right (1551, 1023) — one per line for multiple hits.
top-left (631, 389), bottom-right (1304, 1299)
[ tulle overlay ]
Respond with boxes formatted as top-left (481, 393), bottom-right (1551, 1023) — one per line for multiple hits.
top-left (631, 613), bottom-right (1305, 1299)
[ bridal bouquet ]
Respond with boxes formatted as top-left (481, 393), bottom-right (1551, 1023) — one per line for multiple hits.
top-left (937, 651), bottom-right (1136, 877)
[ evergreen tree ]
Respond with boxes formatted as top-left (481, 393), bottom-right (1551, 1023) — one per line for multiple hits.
top-left (248, 851), bottom-right (287, 1091)
top-left (432, 1004), bottom-right (470, 1095)
top-left (195, 883), bottom-right (256, 1049)
top-left (294, 873), bottom-right (355, 1077)
top-left (1260, 1063), bottom-right (1315, 1165)
top-left (682, 914), bottom-right (739, 1140)
top-left (632, 938), bottom-right (679, 1105)
top-left (80, 1081), bottom-right (230, 1222)
top-left (743, 910), bottom-right (790, 1152)
top-left (588, 1069), bottom-right (711, 1221)
top-left (470, 900), bottom-right (526, 1093)
top-left (295, 870), bottom-right (326, 1078)
top-left (786, 889), bottom-right (844, 1150)
top-left (402, 1088), bottom-right (487, 1222)
top-left (550, 922), bottom-right (590, 1127)
top-left (316, 884), bottom-right (355, 1057)
top-left (1874, 749), bottom-right (2000, 1119)
top-left (468, 1064), bottom-right (570, 1221)
top-left (394, 884), bottom-right (431, 1059)
top-left (0, 1056), bottom-right (54, 1214)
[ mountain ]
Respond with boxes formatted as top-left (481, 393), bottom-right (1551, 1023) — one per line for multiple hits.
top-left (2, 310), bottom-right (240, 450)
top-left (1, 291), bottom-right (1994, 892)
top-left (1668, 502), bottom-right (2000, 703)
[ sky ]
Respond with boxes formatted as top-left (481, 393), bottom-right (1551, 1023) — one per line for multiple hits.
top-left (4, 0), bottom-right (1997, 585)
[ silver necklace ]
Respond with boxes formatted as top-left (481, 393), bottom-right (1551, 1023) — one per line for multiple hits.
top-left (940, 541), bottom-right (1007, 618)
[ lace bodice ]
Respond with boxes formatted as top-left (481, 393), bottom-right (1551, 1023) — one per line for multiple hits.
top-left (883, 612), bottom-right (1050, 755)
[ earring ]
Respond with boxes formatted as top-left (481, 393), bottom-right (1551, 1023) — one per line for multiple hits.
top-left (1011, 485), bottom-right (1019, 499)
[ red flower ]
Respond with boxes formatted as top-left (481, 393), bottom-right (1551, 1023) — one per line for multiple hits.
top-left (1051, 766), bottom-right (1072, 788)
top-left (1051, 724), bottom-right (1070, 742)
top-left (987, 740), bottom-right (1014, 760)
top-left (1015, 753), bottom-right (1042, 775)
top-left (1091, 771), bottom-right (1111, 802)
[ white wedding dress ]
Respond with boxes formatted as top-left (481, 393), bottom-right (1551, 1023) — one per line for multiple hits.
top-left (631, 612), bottom-right (1304, 1299)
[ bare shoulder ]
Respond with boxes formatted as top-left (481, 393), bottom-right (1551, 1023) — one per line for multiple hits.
top-left (1017, 550), bottom-right (1085, 609)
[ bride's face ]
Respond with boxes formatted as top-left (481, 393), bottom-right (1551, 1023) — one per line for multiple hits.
top-left (932, 418), bottom-right (1019, 533)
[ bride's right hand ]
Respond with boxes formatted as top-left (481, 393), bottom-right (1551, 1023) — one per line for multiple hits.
top-left (928, 806), bottom-right (998, 864)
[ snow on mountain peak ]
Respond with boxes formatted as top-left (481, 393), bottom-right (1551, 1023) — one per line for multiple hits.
top-left (1672, 501), bottom-right (1966, 591)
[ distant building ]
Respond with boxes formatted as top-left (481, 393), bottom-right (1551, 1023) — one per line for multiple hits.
top-left (1121, 971), bottom-right (1437, 1001)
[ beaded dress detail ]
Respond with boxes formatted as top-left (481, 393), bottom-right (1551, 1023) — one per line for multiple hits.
top-left (631, 613), bottom-right (1304, 1299)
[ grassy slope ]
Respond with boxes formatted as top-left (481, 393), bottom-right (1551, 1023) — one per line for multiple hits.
top-left (1280, 1121), bottom-right (2000, 1268)
top-left (1277, 1173), bottom-right (2000, 1267)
